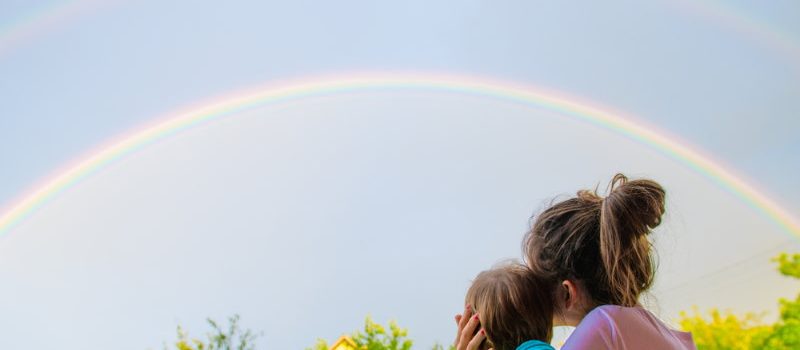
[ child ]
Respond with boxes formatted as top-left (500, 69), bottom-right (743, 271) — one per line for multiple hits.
top-left (464, 262), bottom-right (556, 350)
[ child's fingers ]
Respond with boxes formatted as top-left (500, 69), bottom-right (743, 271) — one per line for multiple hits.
top-left (454, 304), bottom-right (472, 346)
top-left (460, 304), bottom-right (473, 328)
top-left (466, 329), bottom-right (486, 350)
top-left (453, 314), bottom-right (462, 345)
top-left (458, 313), bottom-right (480, 350)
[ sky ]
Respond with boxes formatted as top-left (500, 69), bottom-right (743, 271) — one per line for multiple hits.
top-left (0, 0), bottom-right (799, 349)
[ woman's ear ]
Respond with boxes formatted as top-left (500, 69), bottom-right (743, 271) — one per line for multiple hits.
top-left (561, 280), bottom-right (577, 309)
top-left (556, 279), bottom-right (590, 326)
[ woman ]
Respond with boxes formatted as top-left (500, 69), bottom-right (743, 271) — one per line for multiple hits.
top-left (455, 174), bottom-right (696, 350)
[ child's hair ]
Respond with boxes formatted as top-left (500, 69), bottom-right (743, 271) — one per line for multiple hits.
top-left (524, 173), bottom-right (665, 307)
top-left (465, 262), bottom-right (554, 350)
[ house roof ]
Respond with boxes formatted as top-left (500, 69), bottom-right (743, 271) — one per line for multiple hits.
top-left (330, 335), bottom-right (357, 350)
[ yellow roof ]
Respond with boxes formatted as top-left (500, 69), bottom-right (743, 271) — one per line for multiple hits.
top-left (330, 335), bottom-right (357, 350)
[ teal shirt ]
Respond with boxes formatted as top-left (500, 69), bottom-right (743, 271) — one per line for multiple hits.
top-left (516, 340), bottom-right (555, 350)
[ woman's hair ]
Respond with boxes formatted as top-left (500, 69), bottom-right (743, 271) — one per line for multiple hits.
top-left (524, 173), bottom-right (665, 308)
top-left (465, 262), bottom-right (555, 350)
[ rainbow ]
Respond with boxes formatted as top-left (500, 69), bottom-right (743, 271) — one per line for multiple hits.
top-left (670, 0), bottom-right (800, 64)
top-left (2, 1), bottom-right (799, 65)
top-left (0, 72), bottom-right (798, 238)
top-left (0, 0), bottom-right (107, 57)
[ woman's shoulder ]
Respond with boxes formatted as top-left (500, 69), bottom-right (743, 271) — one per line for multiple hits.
top-left (584, 304), bottom-right (692, 337)
top-left (563, 305), bottom-right (697, 350)
top-left (586, 304), bottom-right (638, 317)
top-left (584, 304), bottom-right (673, 327)
top-left (571, 304), bottom-right (634, 330)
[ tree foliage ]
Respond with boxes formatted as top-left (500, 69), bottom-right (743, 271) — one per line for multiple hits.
top-left (164, 315), bottom-right (453, 350)
top-left (679, 253), bottom-right (800, 349)
top-left (308, 316), bottom-right (454, 350)
top-left (167, 315), bottom-right (259, 350)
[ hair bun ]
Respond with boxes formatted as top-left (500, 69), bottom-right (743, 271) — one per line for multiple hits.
top-left (602, 173), bottom-right (666, 238)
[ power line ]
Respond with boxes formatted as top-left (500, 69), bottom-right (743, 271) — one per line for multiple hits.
top-left (657, 239), bottom-right (798, 295)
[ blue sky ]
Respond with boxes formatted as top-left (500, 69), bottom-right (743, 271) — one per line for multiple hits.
top-left (0, 1), bottom-right (799, 349)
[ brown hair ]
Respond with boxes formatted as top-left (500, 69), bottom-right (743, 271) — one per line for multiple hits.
top-left (465, 263), bottom-right (554, 350)
top-left (524, 173), bottom-right (665, 308)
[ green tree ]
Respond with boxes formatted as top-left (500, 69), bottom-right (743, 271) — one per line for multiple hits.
top-left (308, 316), bottom-right (454, 350)
top-left (759, 253), bottom-right (800, 349)
top-left (678, 307), bottom-right (771, 349)
top-left (352, 317), bottom-right (413, 350)
top-left (166, 314), bottom-right (259, 350)
top-left (679, 253), bottom-right (800, 349)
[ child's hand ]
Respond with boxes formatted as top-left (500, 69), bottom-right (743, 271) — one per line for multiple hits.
top-left (454, 305), bottom-right (492, 350)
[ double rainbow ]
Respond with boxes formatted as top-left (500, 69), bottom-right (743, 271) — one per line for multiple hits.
top-left (2, 1), bottom-right (799, 63)
top-left (0, 73), bottom-right (798, 238)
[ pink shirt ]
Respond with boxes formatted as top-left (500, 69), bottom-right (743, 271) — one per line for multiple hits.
top-left (562, 305), bottom-right (696, 350)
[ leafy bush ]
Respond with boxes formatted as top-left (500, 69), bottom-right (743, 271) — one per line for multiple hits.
top-left (679, 253), bottom-right (800, 349)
